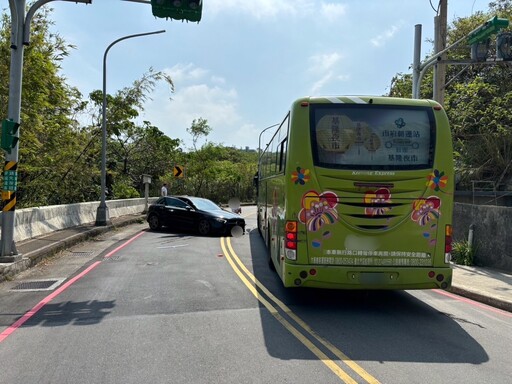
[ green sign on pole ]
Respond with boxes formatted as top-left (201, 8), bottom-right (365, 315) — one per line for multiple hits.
top-left (151, 0), bottom-right (203, 22)
top-left (468, 16), bottom-right (509, 45)
top-left (1, 119), bottom-right (20, 154)
top-left (2, 170), bottom-right (17, 191)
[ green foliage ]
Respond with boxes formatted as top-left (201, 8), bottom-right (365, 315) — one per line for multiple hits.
top-left (111, 175), bottom-right (141, 199)
top-left (446, 78), bottom-right (512, 188)
top-left (388, 68), bottom-right (434, 99)
top-left (0, 9), bottom-right (93, 208)
top-left (451, 239), bottom-right (476, 266)
top-left (173, 141), bottom-right (258, 203)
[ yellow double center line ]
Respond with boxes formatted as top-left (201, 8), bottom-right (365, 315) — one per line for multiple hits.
top-left (220, 237), bottom-right (380, 384)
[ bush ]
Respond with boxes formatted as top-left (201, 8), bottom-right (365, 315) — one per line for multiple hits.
top-left (451, 239), bottom-right (476, 266)
top-left (111, 182), bottom-right (140, 199)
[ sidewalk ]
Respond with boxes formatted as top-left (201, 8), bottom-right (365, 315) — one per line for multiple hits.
top-left (0, 213), bottom-right (146, 282)
top-left (449, 264), bottom-right (512, 312)
top-left (1, 215), bottom-right (511, 313)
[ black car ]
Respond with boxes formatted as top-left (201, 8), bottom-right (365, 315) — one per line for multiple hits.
top-left (146, 195), bottom-right (245, 236)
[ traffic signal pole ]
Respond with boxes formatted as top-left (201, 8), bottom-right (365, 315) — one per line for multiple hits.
top-left (413, 16), bottom-right (510, 99)
top-left (0, 0), bottom-right (91, 262)
top-left (0, 0), bottom-right (26, 262)
top-left (412, 25), bottom-right (469, 99)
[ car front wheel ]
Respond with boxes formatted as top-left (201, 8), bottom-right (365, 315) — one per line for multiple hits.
top-left (148, 214), bottom-right (161, 230)
top-left (198, 219), bottom-right (211, 236)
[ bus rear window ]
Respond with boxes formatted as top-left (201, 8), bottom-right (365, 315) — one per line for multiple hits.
top-left (310, 104), bottom-right (435, 170)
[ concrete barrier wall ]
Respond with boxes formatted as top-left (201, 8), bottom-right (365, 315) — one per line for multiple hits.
top-left (0, 198), bottom-right (157, 243)
top-left (453, 202), bottom-right (512, 272)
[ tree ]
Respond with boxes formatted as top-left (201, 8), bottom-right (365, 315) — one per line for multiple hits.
top-left (187, 118), bottom-right (211, 150)
top-left (443, 4), bottom-right (512, 189)
top-left (0, 8), bottom-right (92, 207)
top-left (86, 69), bottom-right (178, 198)
top-left (180, 142), bottom-right (258, 203)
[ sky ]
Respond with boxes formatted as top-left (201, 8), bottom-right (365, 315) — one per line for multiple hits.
top-left (27, 0), bottom-right (491, 150)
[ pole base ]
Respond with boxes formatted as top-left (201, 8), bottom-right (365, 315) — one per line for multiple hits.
top-left (95, 204), bottom-right (112, 226)
top-left (0, 254), bottom-right (22, 263)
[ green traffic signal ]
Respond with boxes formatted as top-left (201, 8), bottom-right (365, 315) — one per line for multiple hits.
top-left (468, 16), bottom-right (509, 45)
top-left (151, 0), bottom-right (203, 22)
top-left (1, 119), bottom-right (20, 154)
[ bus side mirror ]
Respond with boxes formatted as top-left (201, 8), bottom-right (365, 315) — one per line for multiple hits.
top-left (253, 172), bottom-right (259, 187)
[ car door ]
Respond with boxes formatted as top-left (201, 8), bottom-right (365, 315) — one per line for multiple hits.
top-left (162, 197), bottom-right (195, 229)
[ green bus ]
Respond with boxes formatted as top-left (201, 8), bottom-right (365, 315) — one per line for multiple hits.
top-left (256, 96), bottom-right (454, 290)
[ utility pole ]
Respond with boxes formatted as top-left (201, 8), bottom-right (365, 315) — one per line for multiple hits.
top-left (433, 0), bottom-right (448, 104)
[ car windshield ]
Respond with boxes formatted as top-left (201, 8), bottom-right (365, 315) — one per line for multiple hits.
top-left (187, 198), bottom-right (221, 211)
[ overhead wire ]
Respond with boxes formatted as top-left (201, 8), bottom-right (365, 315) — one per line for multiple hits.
top-left (429, 0), bottom-right (441, 14)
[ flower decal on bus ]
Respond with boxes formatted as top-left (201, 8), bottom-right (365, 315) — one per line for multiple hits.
top-left (291, 167), bottom-right (310, 185)
top-left (299, 191), bottom-right (339, 232)
top-left (364, 188), bottom-right (392, 216)
top-left (427, 169), bottom-right (448, 192)
top-left (411, 196), bottom-right (441, 226)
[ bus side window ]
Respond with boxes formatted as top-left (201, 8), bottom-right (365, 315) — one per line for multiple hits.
top-left (278, 139), bottom-right (287, 173)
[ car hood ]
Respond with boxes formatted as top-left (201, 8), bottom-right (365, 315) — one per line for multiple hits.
top-left (204, 209), bottom-right (244, 220)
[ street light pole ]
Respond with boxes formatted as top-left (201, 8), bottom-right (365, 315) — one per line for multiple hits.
top-left (95, 30), bottom-right (166, 226)
top-left (258, 123), bottom-right (279, 158)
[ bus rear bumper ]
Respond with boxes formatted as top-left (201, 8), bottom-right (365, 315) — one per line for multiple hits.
top-left (281, 264), bottom-right (452, 290)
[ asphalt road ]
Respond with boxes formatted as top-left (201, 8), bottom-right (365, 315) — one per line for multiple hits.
top-left (0, 207), bottom-right (510, 384)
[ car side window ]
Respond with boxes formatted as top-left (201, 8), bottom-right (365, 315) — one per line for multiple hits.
top-left (165, 197), bottom-right (190, 209)
top-left (156, 197), bottom-right (166, 205)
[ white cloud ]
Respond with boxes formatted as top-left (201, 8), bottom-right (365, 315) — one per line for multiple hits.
top-left (370, 22), bottom-right (404, 47)
top-left (308, 52), bottom-right (343, 73)
top-left (145, 64), bottom-right (243, 148)
top-left (210, 75), bottom-right (226, 85)
top-left (174, 84), bottom-right (240, 126)
top-left (163, 63), bottom-right (209, 83)
top-left (310, 72), bottom-right (334, 94)
top-left (337, 74), bottom-right (350, 82)
top-left (307, 51), bottom-right (349, 94)
top-left (320, 3), bottom-right (347, 22)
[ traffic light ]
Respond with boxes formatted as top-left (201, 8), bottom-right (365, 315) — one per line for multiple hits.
top-left (1, 119), bottom-right (20, 154)
top-left (151, 0), bottom-right (203, 22)
top-left (468, 16), bottom-right (509, 45)
top-left (471, 40), bottom-right (490, 61)
top-left (497, 32), bottom-right (512, 60)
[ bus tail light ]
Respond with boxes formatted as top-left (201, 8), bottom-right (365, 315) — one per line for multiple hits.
top-left (445, 224), bottom-right (453, 263)
top-left (286, 232), bottom-right (297, 249)
top-left (285, 221), bottom-right (298, 260)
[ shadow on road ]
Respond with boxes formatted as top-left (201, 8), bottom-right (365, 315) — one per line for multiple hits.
top-left (248, 229), bottom-right (489, 364)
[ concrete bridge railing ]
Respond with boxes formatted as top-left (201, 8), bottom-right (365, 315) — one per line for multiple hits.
top-left (0, 198), bottom-right (157, 243)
